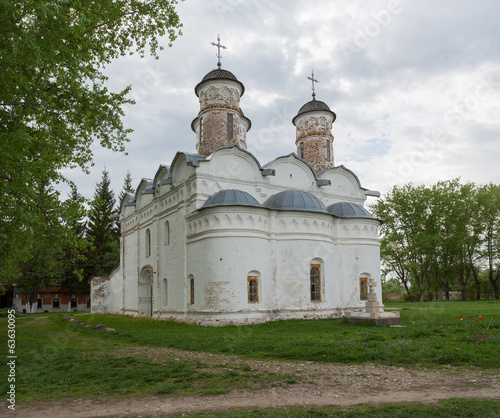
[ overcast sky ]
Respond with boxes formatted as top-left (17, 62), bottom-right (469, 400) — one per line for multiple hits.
top-left (63, 0), bottom-right (500, 205)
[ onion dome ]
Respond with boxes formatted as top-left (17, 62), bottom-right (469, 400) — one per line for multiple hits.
top-left (327, 202), bottom-right (374, 218)
top-left (292, 99), bottom-right (336, 125)
top-left (264, 190), bottom-right (327, 213)
top-left (201, 189), bottom-right (261, 209)
top-left (194, 68), bottom-right (245, 97)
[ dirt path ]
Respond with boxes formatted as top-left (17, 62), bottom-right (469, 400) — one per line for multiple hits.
top-left (10, 346), bottom-right (500, 417)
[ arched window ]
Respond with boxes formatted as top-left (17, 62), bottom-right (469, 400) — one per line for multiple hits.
top-left (310, 264), bottom-right (321, 301)
top-left (145, 229), bottom-right (151, 257)
top-left (162, 278), bottom-right (168, 306)
top-left (360, 277), bottom-right (368, 300)
top-left (52, 298), bottom-right (60, 309)
top-left (248, 276), bottom-right (258, 303)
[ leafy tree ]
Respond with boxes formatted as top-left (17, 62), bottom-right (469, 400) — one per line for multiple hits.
top-left (371, 183), bottom-right (435, 301)
top-left (478, 183), bottom-right (500, 299)
top-left (373, 180), bottom-right (500, 302)
top-left (0, 0), bottom-right (182, 283)
top-left (60, 187), bottom-right (89, 294)
top-left (85, 169), bottom-right (120, 278)
top-left (118, 169), bottom-right (135, 207)
top-left (15, 181), bottom-right (86, 312)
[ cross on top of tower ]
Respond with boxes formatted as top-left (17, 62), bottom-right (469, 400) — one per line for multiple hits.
top-left (307, 70), bottom-right (318, 100)
top-left (210, 34), bottom-right (227, 68)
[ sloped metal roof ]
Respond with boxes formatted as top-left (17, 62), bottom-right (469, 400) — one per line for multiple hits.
top-left (327, 202), bottom-right (373, 218)
top-left (201, 189), bottom-right (262, 209)
top-left (264, 190), bottom-right (327, 213)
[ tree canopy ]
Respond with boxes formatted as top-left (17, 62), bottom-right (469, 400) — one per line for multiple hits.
top-left (371, 180), bottom-right (500, 301)
top-left (0, 0), bottom-right (182, 283)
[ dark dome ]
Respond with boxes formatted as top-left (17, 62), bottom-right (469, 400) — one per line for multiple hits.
top-left (264, 190), bottom-right (327, 213)
top-left (201, 189), bottom-right (261, 209)
top-left (292, 99), bottom-right (336, 125)
top-left (327, 202), bottom-right (373, 218)
top-left (195, 68), bottom-right (245, 96)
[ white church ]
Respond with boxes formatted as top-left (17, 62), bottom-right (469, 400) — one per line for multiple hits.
top-left (91, 44), bottom-right (383, 325)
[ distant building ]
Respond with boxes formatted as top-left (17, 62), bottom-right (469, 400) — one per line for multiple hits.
top-left (12, 285), bottom-right (90, 313)
top-left (91, 55), bottom-right (382, 325)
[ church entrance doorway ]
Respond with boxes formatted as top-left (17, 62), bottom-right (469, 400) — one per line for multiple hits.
top-left (138, 267), bottom-right (153, 317)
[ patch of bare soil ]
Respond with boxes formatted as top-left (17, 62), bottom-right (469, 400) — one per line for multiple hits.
top-left (9, 345), bottom-right (500, 417)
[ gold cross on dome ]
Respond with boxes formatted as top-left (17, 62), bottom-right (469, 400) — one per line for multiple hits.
top-left (307, 70), bottom-right (318, 99)
top-left (210, 34), bottom-right (227, 68)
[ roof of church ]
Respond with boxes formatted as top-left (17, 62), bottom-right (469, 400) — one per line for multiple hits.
top-left (264, 190), bottom-right (328, 213)
top-left (327, 202), bottom-right (374, 218)
top-left (292, 99), bottom-right (336, 125)
top-left (195, 68), bottom-right (245, 96)
top-left (201, 189), bottom-right (262, 209)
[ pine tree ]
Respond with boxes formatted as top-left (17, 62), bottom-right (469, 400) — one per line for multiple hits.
top-left (85, 169), bottom-right (120, 277)
top-left (61, 187), bottom-right (90, 294)
top-left (118, 169), bottom-right (134, 206)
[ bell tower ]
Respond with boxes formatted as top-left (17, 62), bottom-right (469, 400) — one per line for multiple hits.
top-left (292, 71), bottom-right (336, 173)
top-left (191, 35), bottom-right (251, 156)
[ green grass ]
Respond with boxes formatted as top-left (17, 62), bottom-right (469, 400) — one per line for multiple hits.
top-left (25, 300), bottom-right (499, 367)
top-left (165, 398), bottom-right (500, 417)
top-left (0, 300), bottom-right (498, 403)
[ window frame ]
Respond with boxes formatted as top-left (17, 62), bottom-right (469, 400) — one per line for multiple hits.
top-left (247, 276), bottom-right (259, 303)
top-left (359, 277), bottom-right (368, 300)
top-left (52, 298), bottom-right (61, 309)
top-left (227, 113), bottom-right (234, 139)
top-left (310, 264), bottom-right (321, 302)
top-left (145, 228), bottom-right (151, 257)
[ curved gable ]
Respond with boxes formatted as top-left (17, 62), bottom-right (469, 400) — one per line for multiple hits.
top-left (135, 178), bottom-right (154, 208)
top-left (318, 165), bottom-right (366, 199)
top-left (120, 193), bottom-right (135, 214)
top-left (265, 153), bottom-right (317, 190)
top-left (204, 145), bottom-right (262, 181)
top-left (170, 152), bottom-right (201, 186)
top-left (153, 164), bottom-right (170, 187)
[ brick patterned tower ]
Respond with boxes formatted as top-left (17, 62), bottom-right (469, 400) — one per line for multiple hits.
top-left (192, 68), bottom-right (251, 156)
top-left (292, 98), bottom-right (336, 173)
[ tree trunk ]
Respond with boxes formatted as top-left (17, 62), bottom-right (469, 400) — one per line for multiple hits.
top-left (438, 286), bottom-right (445, 302)
top-left (472, 267), bottom-right (480, 300)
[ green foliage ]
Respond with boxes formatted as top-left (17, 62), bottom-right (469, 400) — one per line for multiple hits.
top-left (118, 169), bottom-right (135, 207)
top-left (371, 180), bottom-right (500, 301)
top-left (0, 0), bottom-right (182, 283)
top-left (85, 169), bottom-right (120, 277)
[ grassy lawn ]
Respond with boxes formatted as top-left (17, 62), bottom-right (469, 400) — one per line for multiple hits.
top-left (167, 398), bottom-right (500, 417)
top-left (0, 300), bottom-right (498, 404)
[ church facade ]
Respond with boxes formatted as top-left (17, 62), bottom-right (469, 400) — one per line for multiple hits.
top-left (91, 60), bottom-right (383, 325)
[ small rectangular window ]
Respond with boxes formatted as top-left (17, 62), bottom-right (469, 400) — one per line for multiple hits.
top-left (190, 278), bottom-right (195, 305)
top-left (227, 113), bottom-right (233, 139)
top-left (52, 298), bottom-right (60, 308)
top-left (70, 298), bottom-right (78, 308)
top-left (300, 142), bottom-right (304, 159)
top-left (37, 298), bottom-right (43, 309)
top-left (326, 140), bottom-right (331, 162)
top-left (87, 298), bottom-right (91, 308)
